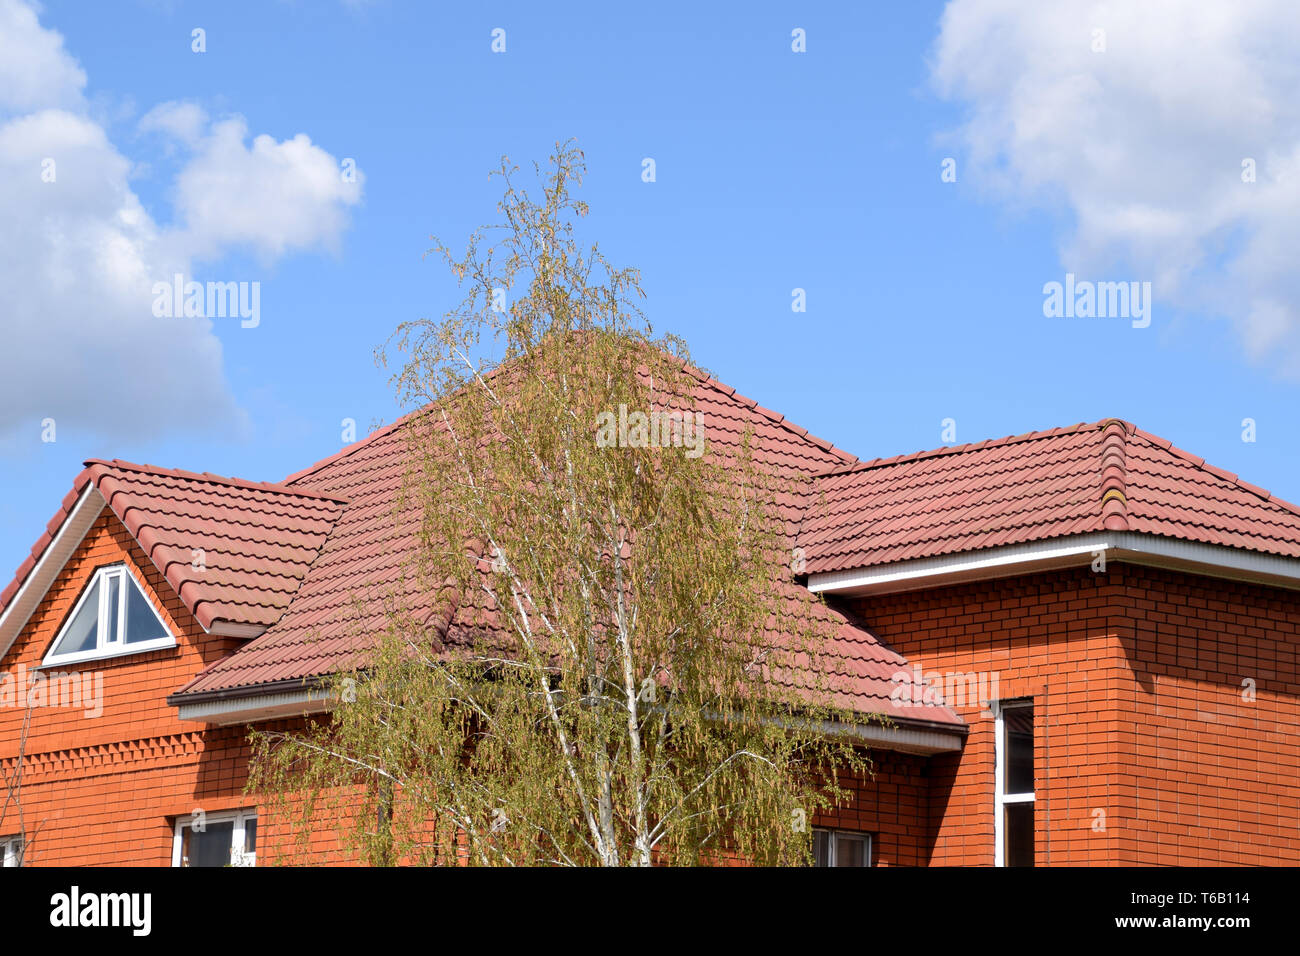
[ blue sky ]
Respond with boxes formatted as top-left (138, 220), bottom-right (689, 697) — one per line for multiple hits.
top-left (3, 0), bottom-right (1299, 567)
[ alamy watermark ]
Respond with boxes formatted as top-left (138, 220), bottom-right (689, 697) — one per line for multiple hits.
top-left (1042, 273), bottom-right (1151, 328)
top-left (50, 886), bottom-right (150, 936)
top-left (152, 274), bottom-right (260, 328)
top-left (0, 663), bottom-right (103, 718)
top-left (595, 405), bottom-right (705, 459)
top-left (890, 665), bottom-right (1000, 716)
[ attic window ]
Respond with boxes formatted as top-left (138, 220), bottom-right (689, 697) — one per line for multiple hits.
top-left (43, 564), bottom-right (174, 665)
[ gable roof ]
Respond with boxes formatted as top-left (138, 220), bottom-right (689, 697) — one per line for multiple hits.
top-left (796, 419), bottom-right (1300, 576)
top-left (0, 461), bottom-right (346, 656)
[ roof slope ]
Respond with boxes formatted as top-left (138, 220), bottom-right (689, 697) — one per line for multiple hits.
top-left (171, 369), bottom-right (961, 726)
top-left (8, 393), bottom-right (1298, 730)
top-left (797, 419), bottom-right (1300, 575)
top-left (0, 460), bottom-right (346, 634)
top-left (174, 418), bottom-right (428, 691)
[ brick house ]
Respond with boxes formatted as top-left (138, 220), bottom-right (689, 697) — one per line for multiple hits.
top-left (2, 368), bottom-right (1297, 867)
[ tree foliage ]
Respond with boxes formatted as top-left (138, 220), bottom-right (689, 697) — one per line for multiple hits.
top-left (249, 141), bottom-right (875, 866)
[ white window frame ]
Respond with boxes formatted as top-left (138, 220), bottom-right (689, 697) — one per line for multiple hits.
top-left (993, 699), bottom-right (1035, 867)
top-left (1, 835), bottom-right (23, 867)
top-left (171, 810), bottom-right (258, 867)
top-left (811, 827), bottom-right (872, 867)
top-left (42, 563), bottom-right (174, 666)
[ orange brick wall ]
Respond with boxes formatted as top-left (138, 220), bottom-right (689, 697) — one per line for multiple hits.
top-left (4, 512), bottom-right (1296, 867)
top-left (847, 563), bottom-right (1300, 866)
top-left (0, 507), bottom-right (939, 868)
top-left (1110, 564), bottom-right (1299, 865)
top-left (811, 750), bottom-right (933, 865)
top-left (0, 509), bottom-right (262, 865)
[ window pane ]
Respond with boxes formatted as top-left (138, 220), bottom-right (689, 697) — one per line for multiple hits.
top-left (834, 833), bottom-right (867, 867)
top-left (180, 821), bottom-right (235, 867)
top-left (812, 830), bottom-right (830, 867)
top-left (104, 573), bottom-right (121, 642)
top-left (243, 818), bottom-right (257, 855)
top-left (1004, 803), bottom-right (1034, 867)
top-left (51, 579), bottom-right (101, 656)
top-left (124, 575), bottom-right (166, 643)
top-left (1003, 703), bottom-right (1034, 794)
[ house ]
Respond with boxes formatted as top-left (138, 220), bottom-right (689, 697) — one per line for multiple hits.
top-left (1, 366), bottom-right (1297, 867)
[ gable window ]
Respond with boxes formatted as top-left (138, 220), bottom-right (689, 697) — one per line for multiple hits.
top-left (172, 810), bottom-right (257, 867)
top-left (43, 564), bottom-right (173, 665)
top-left (812, 827), bottom-right (871, 867)
top-left (994, 699), bottom-right (1035, 867)
top-left (2, 835), bottom-right (23, 867)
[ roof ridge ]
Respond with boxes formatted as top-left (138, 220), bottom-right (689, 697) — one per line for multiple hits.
top-left (86, 459), bottom-right (348, 504)
top-left (283, 406), bottom-right (430, 486)
top-left (1098, 418), bottom-right (1131, 531)
top-left (1129, 428), bottom-right (1300, 521)
top-left (812, 419), bottom-right (1116, 479)
top-left (284, 353), bottom-right (861, 488)
top-left (676, 359), bottom-right (859, 465)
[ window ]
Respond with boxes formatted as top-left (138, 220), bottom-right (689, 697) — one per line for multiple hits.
top-left (994, 699), bottom-right (1035, 867)
top-left (811, 828), bottom-right (871, 867)
top-left (43, 564), bottom-right (173, 665)
top-left (172, 810), bottom-right (257, 867)
top-left (2, 835), bottom-right (23, 867)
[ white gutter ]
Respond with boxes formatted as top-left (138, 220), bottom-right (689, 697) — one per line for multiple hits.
top-left (821, 718), bottom-right (964, 755)
top-left (807, 531), bottom-right (1300, 596)
top-left (175, 685), bottom-right (335, 726)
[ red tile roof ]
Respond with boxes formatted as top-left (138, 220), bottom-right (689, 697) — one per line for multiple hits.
top-left (170, 369), bottom-right (960, 726)
top-left (175, 418), bottom-right (428, 692)
top-left (21, 384), bottom-right (1299, 730)
top-left (796, 419), bottom-right (1300, 575)
top-left (0, 460), bottom-right (346, 634)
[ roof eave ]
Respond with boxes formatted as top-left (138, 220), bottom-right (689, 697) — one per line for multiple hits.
top-left (167, 676), bottom-right (968, 754)
top-left (825, 716), bottom-right (966, 755)
top-left (806, 531), bottom-right (1300, 597)
top-left (0, 484), bottom-right (106, 663)
top-left (168, 677), bottom-right (333, 725)
top-left (207, 620), bottom-right (269, 639)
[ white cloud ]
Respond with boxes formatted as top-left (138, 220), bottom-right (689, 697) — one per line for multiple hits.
top-left (138, 100), bottom-right (208, 148)
top-left (0, 108), bottom-right (237, 443)
top-left (0, 0), bottom-right (363, 443)
top-left (172, 117), bottom-right (362, 263)
top-left (0, 0), bottom-right (84, 113)
top-left (931, 0), bottom-right (1300, 373)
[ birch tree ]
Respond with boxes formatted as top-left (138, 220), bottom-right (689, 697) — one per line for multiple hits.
top-left (250, 141), bottom-right (875, 866)
top-left (0, 703), bottom-right (38, 866)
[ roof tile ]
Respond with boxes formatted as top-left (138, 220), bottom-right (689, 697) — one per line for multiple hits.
top-left (169, 372), bottom-right (954, 726)
top-left (796, 419), bottom-right (1300, 573)
top-left (0, 461), bottom-right (346, 637)
top-left (21, 376), bottom-right (1296, 733)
